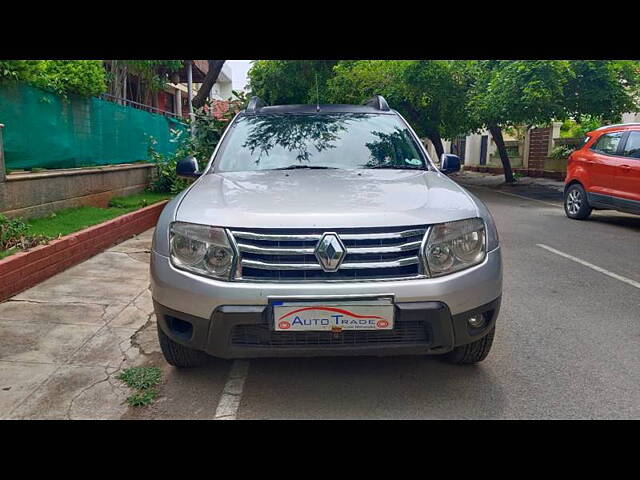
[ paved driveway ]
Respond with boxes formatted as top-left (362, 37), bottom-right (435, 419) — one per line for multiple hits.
top-left (3, 180), bottom-right (640, 419)
top-left (0, 230), bottom-right (161, 419)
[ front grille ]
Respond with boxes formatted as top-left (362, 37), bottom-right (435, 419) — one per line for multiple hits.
top-left (230, 225), bottom-right (428, 282)
top-left (231, 319), bottom-right (430, 347)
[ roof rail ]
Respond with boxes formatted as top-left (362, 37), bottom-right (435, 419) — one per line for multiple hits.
top-left (595, 122), bottom-right (640, 130)
top-left (246, 96), bottom-right (266, 113)
top-left (363, 95), bottom-right (390, 111)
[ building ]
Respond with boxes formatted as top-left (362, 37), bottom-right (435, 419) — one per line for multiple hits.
top-left (157, 61), bottom-right (233, 119)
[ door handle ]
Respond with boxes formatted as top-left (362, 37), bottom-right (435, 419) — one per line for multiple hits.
top-left (620, 164), bottom-right (631, 170)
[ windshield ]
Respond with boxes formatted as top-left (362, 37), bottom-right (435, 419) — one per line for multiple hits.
top-left (213, 113), bottom-right (429, 172)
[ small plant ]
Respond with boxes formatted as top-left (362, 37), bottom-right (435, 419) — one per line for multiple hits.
top-left (0, 214), bottom-right (50, 253)
top-left (549, 144), bottom-right (575, 160)
top-left (118, 366), bottom-right (162, 407)
top-left (513, 172), bottom-right (523, 180)
top-left (126, 389), bottom-right (158, 407)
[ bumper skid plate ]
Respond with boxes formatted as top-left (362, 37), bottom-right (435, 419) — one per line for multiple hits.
top-left (153, 296), bottom-right (501, 359)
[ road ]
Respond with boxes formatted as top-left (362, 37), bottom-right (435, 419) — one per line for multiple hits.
top-left (123, 181), bottom-right (640, 420)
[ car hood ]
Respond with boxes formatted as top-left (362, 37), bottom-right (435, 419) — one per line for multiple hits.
top-left (175, 169), bottom-right (479, 228)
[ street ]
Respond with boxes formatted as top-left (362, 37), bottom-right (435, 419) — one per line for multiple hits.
top-left (2, 179), bottom-right (640, 419)
top-left (133, 180), bottom-right (640, 420)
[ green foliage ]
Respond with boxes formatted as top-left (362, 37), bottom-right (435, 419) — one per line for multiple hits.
top-left (120, 60), bottom-right (183, 92)
top-left (327, 60), bottom-right (473, 142)
top-left (466, 60), bottom-right (573, 129)
top-left (0, 60), bottom-right (106, 97)
top-left (248, 60), bottom-right (339, 105)
top-left (563, 61), bottom-right (640, 123)
top-left (0, 60), bottom-right (42, 82)
top-left (147, 129), bottom-right (192, 195)
top-left (26, 194), bottom-right (170, 239)
top-left (126, 389), bottom-right (158, 407)
top-left (0, 214), bottom-right (29, 249)
top-left (560, 116), bottom-right (601, 138)
top-left (107, 192), bottom-right (172, 209)
top-left (118, 366), bottom-right (162, 407)
top-left (0, 214), bottom-right (50, 253)
top-left (148, 96), bottom-right (240, 194)
top-left (549, 144), bottom-right (575, 160)
top-left (118, 366), bottom-right (162, 390)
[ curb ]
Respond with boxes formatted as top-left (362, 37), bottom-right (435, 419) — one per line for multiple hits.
top-left (0, 201), bottom-right (168, 302)
top-left (463, 165), bottom-right (566, 181)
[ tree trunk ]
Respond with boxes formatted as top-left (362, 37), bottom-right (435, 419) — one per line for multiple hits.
top-left (428, 132), bottom-right (445, 160)
top-left (191, 60), bottom-right (226, 109)
top-left (488, 124), bottom-right (515, 183)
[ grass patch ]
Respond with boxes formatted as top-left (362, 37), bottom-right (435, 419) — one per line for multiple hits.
top-left (118, 366), bottom-right (162, 407)
top-left (118, 366), bottom-right (162, 390)
top-left (108, 191), bottom-right (171, 209)
top-left (0, 247), bottom-right (20, 260)
top-left (0, 191), bottom-right (172, 258)
top-left (126, 389), bottom-right (158, 407)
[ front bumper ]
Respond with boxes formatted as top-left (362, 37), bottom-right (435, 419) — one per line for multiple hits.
top-left (150, 247), bottom-right (502, 359)
top-left (154, 296), bottom-right (501, 359)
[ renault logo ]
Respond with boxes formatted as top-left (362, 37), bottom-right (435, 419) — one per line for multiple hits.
top-left (315, 233), bottom-right (346, 272)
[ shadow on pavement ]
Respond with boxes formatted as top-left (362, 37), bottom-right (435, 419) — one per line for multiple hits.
top-left (588, 212), bottom-right (640, 232)
top-left (239, 355), bottom-right (506, 420)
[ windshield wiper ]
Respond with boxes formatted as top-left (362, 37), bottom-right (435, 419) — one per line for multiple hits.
top-left (366, 164), bottom-right (426, 170)
top-left (271, 165), bottom-right (337, 170)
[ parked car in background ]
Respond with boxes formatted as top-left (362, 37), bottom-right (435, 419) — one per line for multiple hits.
top-left (564, 123), bottom-right (640, 219)
top-left (150, 95), bottom-right (502, 368)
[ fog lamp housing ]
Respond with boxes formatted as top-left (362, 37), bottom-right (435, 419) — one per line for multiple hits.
top-left (467, 315), bottom-right (485, 329)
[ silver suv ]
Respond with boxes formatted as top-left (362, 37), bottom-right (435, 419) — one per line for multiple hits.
top-left (151, 96), bottom-right (502, 367)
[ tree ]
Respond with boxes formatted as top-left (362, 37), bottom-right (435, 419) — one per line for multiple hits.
top-left (562, 60), bottom-right (640, 124)
top-left (1, 60), bottom-right (106, 97)
top-left (465, 60), bottom-right (573, 183)
top-left (192, 60), bottom-right (226, 109)
top-left (105, 60), bottom-right (182, 105)
top-left (327, 60), bottom-right (472, 159)
top-left (247, 60), bottom-right (339, 105)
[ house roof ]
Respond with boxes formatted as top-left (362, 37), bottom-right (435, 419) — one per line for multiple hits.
top-left (175, 60), bottom-right (210, 83)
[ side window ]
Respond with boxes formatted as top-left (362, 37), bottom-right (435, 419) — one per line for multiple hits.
top-left (622, 131), bottom-right (640, 159)
top-left (591, 132), bottom-right (624, 155)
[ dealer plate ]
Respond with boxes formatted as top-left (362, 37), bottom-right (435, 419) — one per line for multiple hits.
top-left (272, 299), bottom-right (394, 332)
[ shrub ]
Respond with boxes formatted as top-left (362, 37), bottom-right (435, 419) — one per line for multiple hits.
top-left (0, 60), bottom-right (106, 97)
top-left (147, 100), bottom-right (239, 194)
top-left (0, 214), bottom-right (49, 253)
top-left (549, 144), bottom-right (575, 160)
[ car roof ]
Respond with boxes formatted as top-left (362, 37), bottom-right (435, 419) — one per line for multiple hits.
top-left (240, 104), bottom-right (397, 115)
top-left (589, 123), bottom-right (640, 135)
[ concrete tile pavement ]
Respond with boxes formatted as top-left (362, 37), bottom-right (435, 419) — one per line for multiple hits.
top-left (0, 228), bottom-right (162, 419)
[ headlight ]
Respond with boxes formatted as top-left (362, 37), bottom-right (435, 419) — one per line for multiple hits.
top-left (170, 222), bottom-right (236, 280)
top-left (423, 217), bottom-right (486, 277)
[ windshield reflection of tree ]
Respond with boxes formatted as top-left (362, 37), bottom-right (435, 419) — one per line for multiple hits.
top-left (363, 128), bottom-right (420, 168)
top-left (242, 114), bottom-right (361, 166)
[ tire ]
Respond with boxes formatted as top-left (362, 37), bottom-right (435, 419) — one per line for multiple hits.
top-left (564, 183), bottom-right (592, 220)
top-left (444, 327), bottom-right (495, 365)
top-left (157, 326), bottom-right (208, 368)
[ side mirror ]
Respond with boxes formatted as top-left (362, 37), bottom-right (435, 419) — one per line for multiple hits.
top-left (440, 154), bottom-right (461, 174)
top-left (176, 156), bottom-right (201, 178)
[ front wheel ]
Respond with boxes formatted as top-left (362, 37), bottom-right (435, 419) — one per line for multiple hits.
top-left (157, 326), bottom-right (208, 368)
top-left (564, 184), bottom-right (592, 220)
top-left (444, 327), bottom-right (495, 365)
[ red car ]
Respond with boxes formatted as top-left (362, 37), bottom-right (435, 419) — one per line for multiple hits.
top-left (564, 123), bottom-right (640, 219)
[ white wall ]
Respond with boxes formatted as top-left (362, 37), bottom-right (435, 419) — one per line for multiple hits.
top-left (209, 63), bottom-right (234, 100)
top-left (622, 112), bottom-right (640, 123)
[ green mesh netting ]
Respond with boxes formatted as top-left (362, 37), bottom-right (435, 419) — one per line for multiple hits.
top-left (0, 83), bottom-right (188, 170)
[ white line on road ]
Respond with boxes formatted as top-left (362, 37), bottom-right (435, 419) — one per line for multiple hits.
top-left (214, 360), bottom-right (250, 420)
top-left (537, 244), bottom-right (640, 290)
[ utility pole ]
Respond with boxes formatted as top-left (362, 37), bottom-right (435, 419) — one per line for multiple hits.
top-left (186, 60), bottom-right (195, 137)
top-left (0, 124), bottom-right (5, 183)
